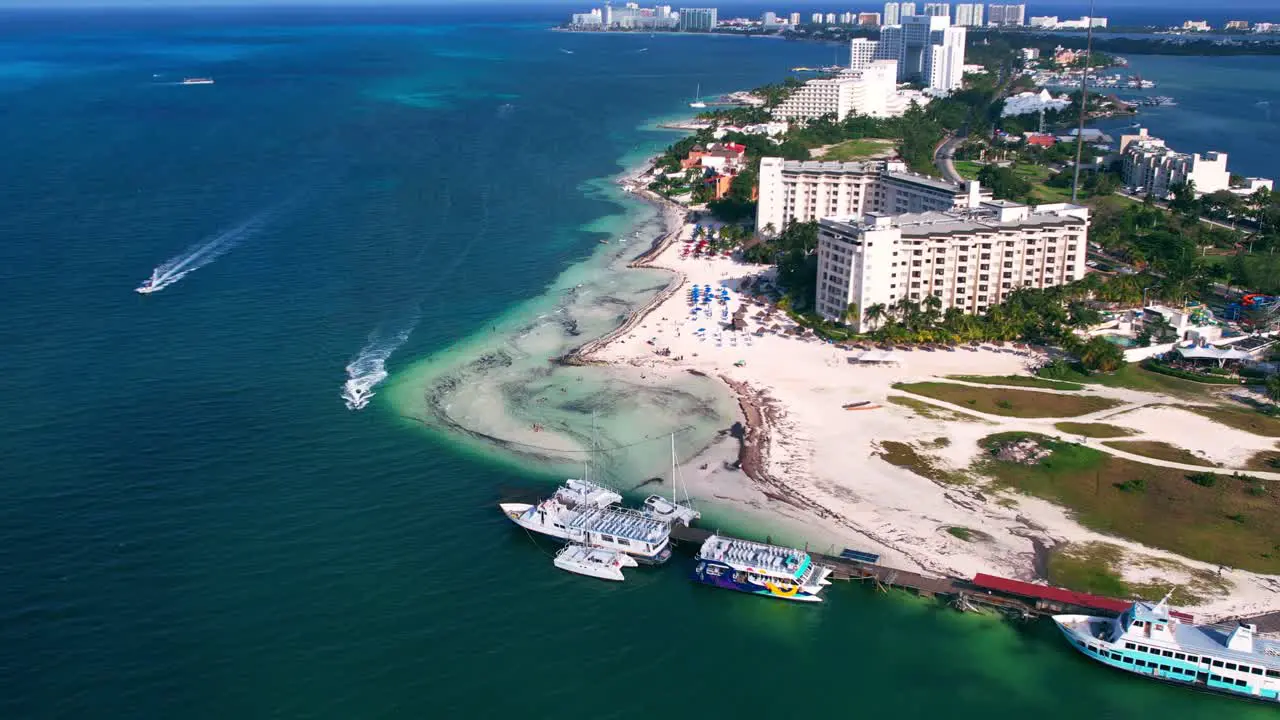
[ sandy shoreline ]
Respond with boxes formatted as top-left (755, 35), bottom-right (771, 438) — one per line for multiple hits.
top-left (576, 198), bottom-right (1280, 620)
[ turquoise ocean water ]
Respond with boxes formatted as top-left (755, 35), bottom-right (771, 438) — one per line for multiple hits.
top-left (1, 7), bottom-right (1277, 718)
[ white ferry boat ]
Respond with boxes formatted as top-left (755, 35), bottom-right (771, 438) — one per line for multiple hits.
top-left (553, 543), bottom-right (637, 582)
top-left (691, 535), bottom-right (834, 603)
top-left (499, 480), bottom-right (673, 564)
top-left (1055, 594), bottom-right (1280, 703)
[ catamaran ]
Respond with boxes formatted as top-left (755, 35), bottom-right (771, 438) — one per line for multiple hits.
top-left (691, 534), bottom-right (834, 602)
top-left (501, 490), bottom-right (673, 564)
top-left (643, 433), bottom-right (700, 526)
top-left (1054, 593), bottom-right (1280, 703)
top-left (553, 543), bottom-right (637, 582)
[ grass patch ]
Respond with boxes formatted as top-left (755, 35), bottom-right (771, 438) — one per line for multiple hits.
top-left (1187, 405), bottom-right (1280, 438)
top-left (976, 432), bottom-right (1280, 574)
top-left (877, 441), bottom-right (968, 485)
top-left (946, 526), bottom-right (974, 541)
top-left (818, 137), bottom-right (896, 161)
top-left (894, 382), bottom-right (1121, 419)
top-left (947, 374), bottom-right (1083, 391)
top-left (1042, 364), bottom-right (1213, 399)
top-left (885, 395), bottom-right (984, 422)
top-left (1244, 448), bottom-right (1280, 471)
top-left (1054, 422), bottom-right (1136, 439)
top-left (1102, 440), bottom-right (1218, 467)
top-left (1047, 542), bottom-right (1231, 605)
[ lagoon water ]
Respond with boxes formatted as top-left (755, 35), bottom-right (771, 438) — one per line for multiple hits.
top-left (0, 7), bottom-right (1276, 718)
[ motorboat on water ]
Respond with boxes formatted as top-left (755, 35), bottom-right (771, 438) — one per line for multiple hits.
top-left (182, 77), bottom-right (214, 85)
top-left (553, 543), bottom-right (637, 581)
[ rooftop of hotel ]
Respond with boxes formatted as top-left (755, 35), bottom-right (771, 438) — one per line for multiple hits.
top-left (771, 159), bottom-right (966, 192)
top-left (821, 202), bottom-right (1089, 237)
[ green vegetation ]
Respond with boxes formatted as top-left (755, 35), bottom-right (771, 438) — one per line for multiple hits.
top-left (976, 432), bottom-right (1280, 573)
top-left (1187, 405), bottom-right (1280, 437)
top-left (877, 441), bottom-right (968, 485)
top-left (1054, 422), bottom-right (1136, 439)
top-left (885, 395), bottom-right (985, 423)
top-left (894, 382), bottom-right (1121, 418)
top-left (1102, 441), bottom-right (1218, 467)
top-left (946, 526), bottom-right (974, 542)
top-left (1047, 542), bottom-right (1231, 605)
top-left (816, 137), bottom-right (895, 161)
top-left (1038, 363), bottom-right (1213, 399)
top-left (1142, 361), bottom-right (1244, 385)
top-left (947, 374), bottom-right (1083, 391)
top-left (741, 221), bottom-right (818, 311)
top-left (1245, 448), bottom-right (1280, 471)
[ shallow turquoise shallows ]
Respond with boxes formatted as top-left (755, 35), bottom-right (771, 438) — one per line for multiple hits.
top-left (1, 6), bottom-right (1277, 719)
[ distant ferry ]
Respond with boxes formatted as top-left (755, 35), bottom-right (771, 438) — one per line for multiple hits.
top-left (1055, 594), bottom-right (1280, 703)
top-left (181, 78), bottom-right (215, 85)
top-left (692, 534), bottom-right (834, 602)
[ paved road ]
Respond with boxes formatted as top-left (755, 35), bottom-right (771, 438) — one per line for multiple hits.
top-left (935, 134), bottom-right (965, 184)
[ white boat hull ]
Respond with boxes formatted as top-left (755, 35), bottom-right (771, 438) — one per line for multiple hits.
top-left (554, 544), bottom-right (628, 581)
top-left (498, 502), bottom-right (671, 564)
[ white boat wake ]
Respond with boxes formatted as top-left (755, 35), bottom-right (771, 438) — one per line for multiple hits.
top-left (136, 210), bottom-right (274, 294)
top-left (342, 316), bottom-right (418, 411)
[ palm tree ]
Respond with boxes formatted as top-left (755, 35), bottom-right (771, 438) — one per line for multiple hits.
top-left (842, 301), bottom-right (860, 327)
top-left (1266, 374), bottom-right (1280, 405)
top-left (922, 294), bottom-right (943, 327)
top-left (865, 303), bottom-right (887, 330)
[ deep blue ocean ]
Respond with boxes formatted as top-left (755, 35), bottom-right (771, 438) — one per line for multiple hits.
top-left (1, 6), bottom-right (1278, 719)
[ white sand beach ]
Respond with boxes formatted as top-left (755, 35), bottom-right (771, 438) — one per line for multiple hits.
top-left (587, 220), bottom-right (1280, 620)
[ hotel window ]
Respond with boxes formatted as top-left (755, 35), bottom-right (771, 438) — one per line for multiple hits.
top-left (1003, 272), bottom-right (1012, 279)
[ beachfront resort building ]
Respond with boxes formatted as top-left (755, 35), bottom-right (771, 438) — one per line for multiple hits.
top-left (954, 3), bottom-right (984, 26)
top-left (877, 14), bottom-right (967, 91)
top-left (814, 201), bottom-right (1090, 329)
top-left (770, 61), bottom-right (930, 122)
top-left (678, 7), bottom-right (718, 31)
top-left (755, 157), bottom-right (990, 233)
top-left (987, 3), bottom-right (1026, 27)
top-left (1118, 127), bottom-right (1232, 199)
top-left (568, 4), bottom-right (678, 30)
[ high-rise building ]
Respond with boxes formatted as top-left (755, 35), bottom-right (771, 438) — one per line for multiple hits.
top-left (756, 157), bottom-right (990, 236)
top-left (923, 3), bottom-right (951, 17)
top-left (762, 11), bottom-right (777, 25)
top-left (1119, 128), bottom-right (1233, 198)
top-left (954, 3), bottom-right (983, 26)
top-left (811, 12), bottom-right (824, 24)
top-left (814, 201), bottom-right (1090, 329)
top-left (769, 61), bottom-right (913, 122)
top-left (879, 14), bottom-right (966, 91)
top-left (825, 12), bottom-right (838, 24)
top-left (859, 12), bottom-right (883, 25)
top-left (988, 3), bottom-right (1026, 27)
top-left (840, 11), bottom-right (855, 24)
top-left (849, 38), bottom-right (880, 68)
top-left (900, 2), bottom-right (917, 17)
top-left (884, 1), bottom-right (901, 25)
top-left (677, 7), bottom-right (718, 31)
top-left (790, 12), bottom-right (802, 25)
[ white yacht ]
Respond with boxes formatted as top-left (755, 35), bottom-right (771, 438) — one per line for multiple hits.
top-left (643, 433), bottom-right (701, 526)
top-left (500, 479), bottom-right (673, 564)
top-left (553, 543), bottom-right (637, 582)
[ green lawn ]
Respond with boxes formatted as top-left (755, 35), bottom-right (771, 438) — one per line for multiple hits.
top-left (819, 138), bottom-right (896, 161)
top-left (947, 374), bottom-right (1083, 391)
top-left (950, 160), bottom-right (1087, 204)
top-left (954, 160), bottom-right (982, 180)
top-left (1103, 440), bottom-right (1218, 467)
top-left (1047, 542), bottom-right (1231, 605)
top-left (893, 382), bottom-right (1121, 418)
top-left (1042, 364), bottom-right (1213, 399)
top-left (1054, 422), bottom-right (1136, 439)
top-left (976, 432), bottom-right (1280, 574)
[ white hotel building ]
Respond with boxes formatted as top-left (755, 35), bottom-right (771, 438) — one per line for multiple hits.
top-left (755, 157), bottom-right (990, 233)
top-left (770, 61), bottom-right (925, 122)
top-left (814, 201), bottom-right (1090, 329)
top-left (1118, 127), bottom-right (1232, 199)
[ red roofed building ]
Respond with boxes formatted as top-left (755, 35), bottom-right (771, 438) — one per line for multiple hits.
top-left (971, 573), bottom-right (1131, 614)
top-left (1025, 132), bottom-right (1057, 148)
